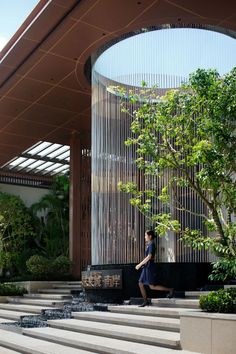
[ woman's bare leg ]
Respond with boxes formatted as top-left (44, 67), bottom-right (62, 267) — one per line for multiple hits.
top-left (149, 284), bottom-right (174, 298)
top-left (149, 284), bottom-right (171, 291)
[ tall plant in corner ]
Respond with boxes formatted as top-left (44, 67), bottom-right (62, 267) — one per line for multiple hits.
top-left (31, 174), bottom-right (69, 258)
top-left (117, 68), bottom-right (236, 282)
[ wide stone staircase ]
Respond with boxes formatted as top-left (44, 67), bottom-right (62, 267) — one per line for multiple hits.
top-left (0, 281), bottom-right (82, 323)
top-left (0, 285), bottom-right (207, 353)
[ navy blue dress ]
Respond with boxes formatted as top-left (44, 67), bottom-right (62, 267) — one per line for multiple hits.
top-left (139, 241), bottom-right (157, 285)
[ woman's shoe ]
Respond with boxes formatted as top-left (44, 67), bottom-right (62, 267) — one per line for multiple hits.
top-left (138, 299), bottom-right (150, 307)
top-left (166, 288), bottom-right (174, 299)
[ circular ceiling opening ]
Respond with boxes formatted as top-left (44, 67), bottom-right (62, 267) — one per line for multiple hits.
top-left (93, 28), bottom-right (236, 88)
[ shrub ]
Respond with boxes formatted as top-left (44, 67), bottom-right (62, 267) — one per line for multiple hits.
top-left (26, 255), bottom-right (72, 277)
top-left (30, 175), bottom-right (69, 258)
top-left (0, 283), bottom-right (27, 296)
top-left (26, 255), bottom-right (50, 277)
top-left (52, 255), bottom-right (72, 275)
top-left (199, 288), bottom-right (236, 313)
top-left (0, 192), bottom-right (35, 275)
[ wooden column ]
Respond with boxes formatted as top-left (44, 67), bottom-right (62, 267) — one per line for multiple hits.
top-left (69, 132), bottom-right (81, 277)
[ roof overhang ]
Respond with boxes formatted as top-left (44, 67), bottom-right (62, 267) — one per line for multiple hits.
top-left (0, 0), bottom-right (236, 166)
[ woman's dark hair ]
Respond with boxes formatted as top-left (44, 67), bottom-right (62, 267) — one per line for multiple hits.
top-left (146, 230), bottom-right (156, 239)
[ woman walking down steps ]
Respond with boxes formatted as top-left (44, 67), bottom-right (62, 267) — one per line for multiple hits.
top-left (135, 230), bottom-right (174, 307)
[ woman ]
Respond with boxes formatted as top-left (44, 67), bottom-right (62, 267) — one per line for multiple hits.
top-left (135, 230), bottom-right (174, 307)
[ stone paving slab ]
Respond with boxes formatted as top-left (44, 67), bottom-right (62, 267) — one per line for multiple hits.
top-left (7, 298), bottom-right (66, 307)
top-left (38, 289), bottom-right (72, 294)
top-left (23, 327), bottom-right (200, 354)
top-left (185, 291), bottom-right (210, 298)
top-left (72, 311), bottom-right (180, 331)
top-left (48, 318), bottom-right (180, 348)
top-left (0, 303), bottom-right (55, 314)
top-left (108, 305), bottom-right (199, 318)
top-left (224, 285), bottom-right (236, 289)
top-left (0, 309), bottom-right (36, 321)
top-left (0, 346), bottom-right (21, 354)
top-left (151, 298), bottom-right (199, 309)
top-left (52, 285), bottom-right (82, 289)
top-left (24, 293), bottom-right (72, 300)
top-left (0, 317), bottom-right (16, 324)
top-left (180, 310), bottom-right (236, 320)
top-left (0, 329), bottom-right (91, 354)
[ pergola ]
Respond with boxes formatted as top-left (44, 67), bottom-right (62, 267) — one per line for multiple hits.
top-left (0, 0), bottom-right (236, 275)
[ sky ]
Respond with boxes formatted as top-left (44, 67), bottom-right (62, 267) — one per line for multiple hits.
top-left (0, 0), bottom-right (39, 51)
top-left (94, 28), bottom-right (236, 88)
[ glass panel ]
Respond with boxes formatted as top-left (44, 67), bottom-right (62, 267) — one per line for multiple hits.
top-left (44, 163), bottom-right (62, 172)
top-left (8, 157), bottom-right (26, 167)
top-left (51, 165), bottom-right (69, 174)
top-left (47, 146), bottom-right (69, 158)
top-left (35, 161), bottom-right (54, 171)
top-left (26, 141), bottom-right (51, 155)
top-left (56, 151), bottom-right (70, 160)
top-left (38, 144), bottom-right (61, 157)
top-left (26, 160), bottom-right (45, 170)
top-left (17, 158), bottom-right (36, 168)
top-left (2, 141), bottom-right (70, 176)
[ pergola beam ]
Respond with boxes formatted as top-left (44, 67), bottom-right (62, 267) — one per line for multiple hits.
top-left (21, 152), bottom-right (69, 166)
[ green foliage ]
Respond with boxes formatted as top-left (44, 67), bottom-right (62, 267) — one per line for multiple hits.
top-left (31, 175), bottom-right (69, 258)
top-left (199, 288), bottom-right (236, 313)
top-left (0, 192), bottom-right (35, 274)
top-left (117, 68), bottom-right (236, 281)
top-left (209, 258), bottom-right (236, 282)
top-left (52, 255), bottom-right (73, 275)
top-left (26, 254), bottom-right (72, 278)
top-left (0, 283), bottom-right (27, 296)
top-left (26, 255), bottom-right (51, 277)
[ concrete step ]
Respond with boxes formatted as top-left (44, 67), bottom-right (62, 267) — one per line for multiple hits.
top-left (0, 346), bottom-right (21, 354)
top-left (185, 291), bottom-right (210, 298)
top-left (37, 281), bottom-right (72, 284)
top-left (0, 329), bottom-right (90, 354)
top-left (38, 288), bottom-right (73, 294)
top-left (48, 318), bottom-right (180, 349)
top-left (0, 303), bottom-right (55, 314)
top-left (0, 317), bottom-right (16, 324)
top-left (23, 326), bottom-right (200, 354)
top-left (224, 285), bottom-right (236, 289)
top-left (24, 293), bottom-right (72, 300)
top-left (7, 297), bottom-right (67, 307)
top-left (72, 311), bottom-right (180, 332)
top-left (151, 298), bottom-right (199, 309)
top-left (108, 305), bottom-right (198, 318)
top-left (0, 309), bottom-right (35, 321)
top-left (52, 284), bottom-right (82, 289)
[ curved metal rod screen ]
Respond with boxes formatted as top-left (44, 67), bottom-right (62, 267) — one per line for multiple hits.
top-left (91, 27), bottom-right (235, 265)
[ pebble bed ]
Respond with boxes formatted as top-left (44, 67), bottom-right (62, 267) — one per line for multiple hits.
top-left (0, 291), bottom-right (107, 329)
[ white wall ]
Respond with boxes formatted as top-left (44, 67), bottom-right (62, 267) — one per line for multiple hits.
top-left (0, 183), bottom-right (49, 207)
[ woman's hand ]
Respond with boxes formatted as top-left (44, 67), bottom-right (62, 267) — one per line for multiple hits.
top-left (135, 264), bottom-right (141, 270)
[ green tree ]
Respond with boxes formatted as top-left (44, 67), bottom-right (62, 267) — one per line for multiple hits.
top-left (117, 68), bottom-right (236, 281)
top-left (31, 175), bottom-right (69, 258)
top-left (0, 192), bottom-right (35, 275)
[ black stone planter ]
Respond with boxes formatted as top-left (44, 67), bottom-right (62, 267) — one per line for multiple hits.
top-left (84, 262), bottom-right (213, 303)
